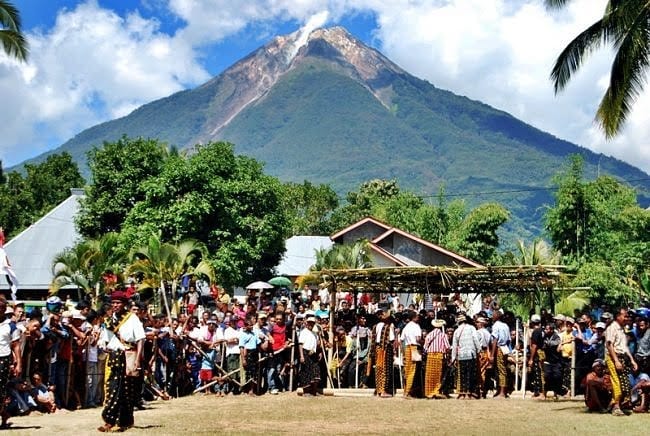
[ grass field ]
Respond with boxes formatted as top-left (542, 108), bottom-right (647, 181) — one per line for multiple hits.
top-left (5, 392), bottom-right (649, 435)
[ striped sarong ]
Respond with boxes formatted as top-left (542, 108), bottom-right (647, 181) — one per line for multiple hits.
top-left (424, 352), bottom-right (444, 398)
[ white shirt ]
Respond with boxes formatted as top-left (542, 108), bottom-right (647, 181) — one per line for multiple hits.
top-left (400, 321), bottom-right (422, 346)
top-left (0, 318), bottom-right (20, 357)
top-left (224, 326), bottom-right (240, 355)
top-left (299, 327), bottom-right (318, 352)
top-left (100, 313), bottom-right (145, 352)
top-left (375, 322), bottom-right (395, 343)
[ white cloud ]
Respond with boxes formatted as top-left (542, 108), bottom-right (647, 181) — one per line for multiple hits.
top-left (2, 0), bottom-right (649, 175)
top-left (0, 1), bottom-right (209, 166)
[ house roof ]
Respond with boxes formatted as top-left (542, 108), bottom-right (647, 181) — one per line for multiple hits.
top-left (368, 244), bottom-right (407, 267)
top-left (4, 190), bottom-right (84, 290)
top-left (331, 216), bottom-right (482, 268)
top-left (330, 216), bottom-right (391, 241)
top-left (275, 236), bottom-right (334, 276)
top-left (371, 227), bottom-right (482, 268)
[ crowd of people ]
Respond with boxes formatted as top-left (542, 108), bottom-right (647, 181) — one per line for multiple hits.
top-left (0, 283), bottom-right (648, 431)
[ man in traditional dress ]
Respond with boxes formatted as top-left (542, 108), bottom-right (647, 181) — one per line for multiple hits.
top-left (0, 297), bottom-right (20, 429)
top-left (97, 290), bottom-right (145, 432)
top-left (423, 318), bottom-right (449, 399)
top-left (298, 316), bottom-right (320, 396)
top-left (490, 310), bottom-right (510, 398)
top-left (527, 314), bottom-right (545, 398)
top-left (400, 310), bottom-right (422, 398)
top-left (475, 316), bottom-right (492, 398)
top-left (451, 314), bottom-right (481, 399)
top-left (373, 309), bottom-right (396, 398)
top-left (605, 308), bottom-right (638, 416)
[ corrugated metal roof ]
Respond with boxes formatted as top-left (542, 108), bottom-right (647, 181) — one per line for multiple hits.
top-left (275, 236), bottom-right (333, 276)
top-left (5, 191), bottom-right (83, 290)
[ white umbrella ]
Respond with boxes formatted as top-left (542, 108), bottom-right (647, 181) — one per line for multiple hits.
top-left (246, 280), bottom-right (273, 290)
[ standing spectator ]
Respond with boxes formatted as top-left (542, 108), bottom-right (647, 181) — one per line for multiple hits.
top-left (451, 314), bottom-right (481, 399)
top-left (635, 317), bottom-right (650, 375)
top-left (298, 316), bottom-right (320, 396)
top-left (238, 316), bottom-right (260, 396)
top-left (605, 308), bottom-right (638, 416)
top-left (373, 309), bottom-right (396, 398)
top-left (184, 286), bottom-right (200, 316)
top-left (527, 315), bottom-right (545, 398)
top-left (490, 310), bottom-right (510, 398)
top-left (0, 296), bottom-right (21, 429)
top-left (223, 317), bottom-right (240, 394)
top-left (423, 319), bottom-right (449, 399)
top-left (542, 322), bottom-right (564, 399)
top-left (268, 313), bottom-right (288, 394)
top-left (400, 311), bottom-right (422, 398)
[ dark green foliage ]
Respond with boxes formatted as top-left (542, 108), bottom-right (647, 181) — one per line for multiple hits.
top-left (76, 136), bottom-right (168, 238)
top-left (119, 141), bottom-right (289, 288)
top-left (0, 153), bottom-right (83, 238)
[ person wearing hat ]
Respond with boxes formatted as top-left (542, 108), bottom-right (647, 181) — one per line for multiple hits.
top-left (423, 318), bottom-right (450, 399)
top-left (97, 289), bottom-right (145, 432)
top-left (452, 314), bottom-right (481, 399)
top-left (239, 316), bottom-right (261, 396)
top-left (584, 359), bottom-right (612, 412)
top-left (475, 316), bottom-right (492, 398)
top-left (298, 316), bottom-right (320, 396)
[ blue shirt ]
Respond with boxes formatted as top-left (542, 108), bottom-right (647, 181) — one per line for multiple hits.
top-left (239, 330), bottom-right (260, 350)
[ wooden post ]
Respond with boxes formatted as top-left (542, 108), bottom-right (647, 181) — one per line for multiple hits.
top-left (327, 281), bottom-right (335, 389)
top-left (515, 318), bottom-right (520, 393)
top-left (521, 322), bottom-right (528, 398)
top-left (570, 340), bottom-right (576, 398)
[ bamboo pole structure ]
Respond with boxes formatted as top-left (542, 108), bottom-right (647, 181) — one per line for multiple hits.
top-left (288, 323), bottom-right (296, 391)
top-left (570, 340), bottom-right (576, 398)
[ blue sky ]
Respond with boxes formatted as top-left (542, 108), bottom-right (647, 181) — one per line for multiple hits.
top-left (2, 0), bottom-right (649, 173)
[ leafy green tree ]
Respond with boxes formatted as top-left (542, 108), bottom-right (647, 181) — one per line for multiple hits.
top-left (76, 136), bottom-right (169, 238)
top-left (24, 152), bottom-right (84, 216)
top-left (0, 171), bottom-right (33, 237)
top-left (0, 1), bottom-right (28, 61)
top-left (120, 142), bottom-right (288, 288)
top-left (545, 0), bottom-right (650, 137)
top-left (445, 203), bottom-right (509, 264)
top-left (282, 181), bottom-right (338, 236)
top-left (545, 154), bottom-right (650, 304)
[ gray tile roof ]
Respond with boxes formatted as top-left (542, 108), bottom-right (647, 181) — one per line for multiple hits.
top-left (5, 190), bottom-right (83, 290)
top-left (275, 235), bottom-right (333, 276)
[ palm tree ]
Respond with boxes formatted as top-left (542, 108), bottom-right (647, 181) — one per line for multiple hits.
top-left (0, 1), bottom-right (28, 61)
top-left (51, 241), bottom-right (94, 301)
top-left (503, 238), bottom-right (563, 316)
top-left (51, 232), bottom-right (127, 303)
top-left (311, 240), bottom-right (372, 271)
top-left (545, 0), bottom-right (650, 137)
top-left (127, 233), bottom-right (214, 318)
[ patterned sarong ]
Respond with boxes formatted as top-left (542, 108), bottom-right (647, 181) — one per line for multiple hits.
top-left (424, 352), bottom-right (444, 398)
top-left (403, 345), bottom-right (418, 396)
top-left (606, 353), bottom-right (633, 405)
top-left (0, 355), bottom-right (11, 416)
top-left (298, 353), bottom-right (320, 387)
top-left (495, 347), bottom-right (507, 388)
top-left (530, 349), bottom-right (546, 395)
top-left (456, 358), bottom-right (478, 396)
top-left (102, 350), bottom-right (135, 428)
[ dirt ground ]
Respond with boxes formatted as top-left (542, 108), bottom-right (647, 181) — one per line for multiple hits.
top-left (4, 392), bottom-right (649, 435)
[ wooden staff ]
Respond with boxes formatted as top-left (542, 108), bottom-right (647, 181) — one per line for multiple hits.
top-left (288, 323), bottom-right (296, 391)
top-left (186, 336), bottom-right (242, 387)
top-left (317, 328), bottom-right (334, 388)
